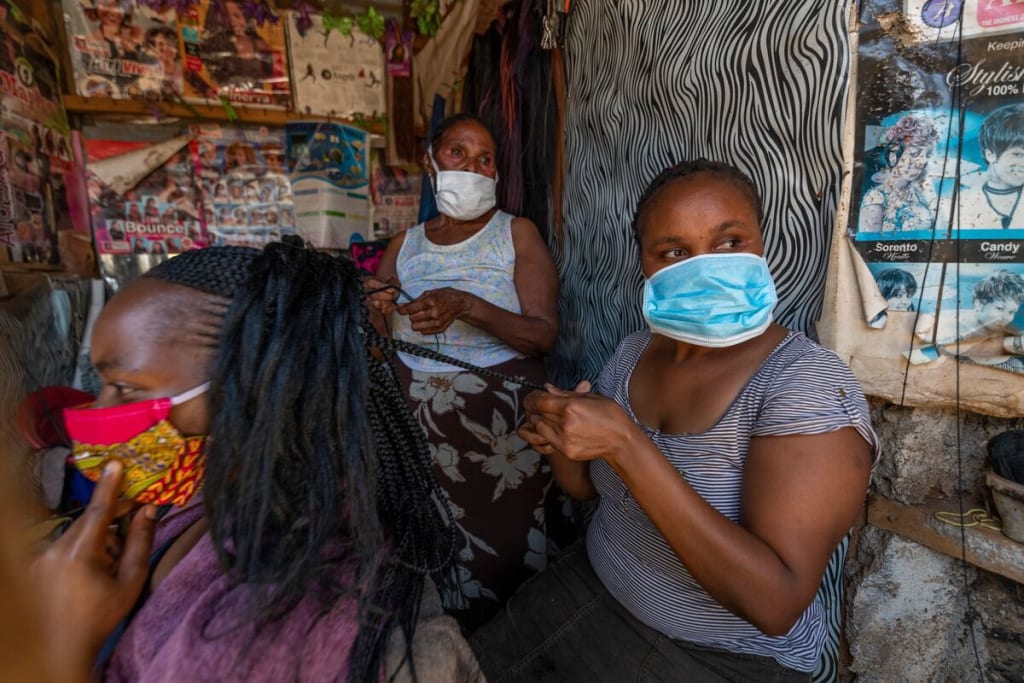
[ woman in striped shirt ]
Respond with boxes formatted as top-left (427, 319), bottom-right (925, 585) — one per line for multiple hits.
top-left (470, 159), bottom-right (880, 682)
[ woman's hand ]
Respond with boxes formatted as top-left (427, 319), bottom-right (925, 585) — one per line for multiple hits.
top-left (364, 275), bottom-right (402, 317)
top-left (31, 460), bottom-right (157, 677)
top-left (521, 381), bottom-right (639, 466)
top-left (398, 287), bottom-right (472, 335)
top-left (519, 381), bottom-right (601, 500)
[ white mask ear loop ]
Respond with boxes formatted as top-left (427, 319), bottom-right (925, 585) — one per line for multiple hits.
top-left (170, 382), bottom-right (211, 406)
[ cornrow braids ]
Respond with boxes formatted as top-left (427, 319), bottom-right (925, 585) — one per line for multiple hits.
top-left (631, 159), bottom-right (764, 241)
top-left (143, 246), bottom-right (260, 298)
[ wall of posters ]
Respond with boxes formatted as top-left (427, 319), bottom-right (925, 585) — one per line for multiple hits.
top-left (824, 0), bottom-right (1024, 416)
top-left (285, 14), bottom-right (386, 118)
top-left (179, 0), bottom-right (290, 107)
top-left (191, 123), bottom-right (294, 247)
top-left (63, 0), bottom-right (182, 100)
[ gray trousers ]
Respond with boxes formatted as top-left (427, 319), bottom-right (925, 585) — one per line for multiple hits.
top-left (469, 541), bottom-right (810, 683)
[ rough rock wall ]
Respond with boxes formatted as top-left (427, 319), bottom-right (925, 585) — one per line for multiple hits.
top-left (845, 403), bottom-right (1024, 680)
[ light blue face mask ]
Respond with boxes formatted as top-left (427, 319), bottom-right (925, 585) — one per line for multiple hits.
top-left (642, 252), bottom-right (778, 348)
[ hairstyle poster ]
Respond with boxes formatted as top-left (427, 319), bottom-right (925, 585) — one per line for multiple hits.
top-left (384, 20), bottom-right (412, 78)
top-left (191, 124), bottom-right (294, 247)
top-left (826, 1), bottom-right (1024, 415)
top-left (286, 13), bottom-right (385, 118)
top-left (62, 0), bottom-right (182, 100)
top-left (179, 0), bottom-right (290, 107)
top-left (286, 121), bottom-right (370, 249)
top-left (85, 136), bottom-right (205, 257)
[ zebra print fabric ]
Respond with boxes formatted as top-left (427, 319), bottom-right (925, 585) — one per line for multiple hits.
top-left (553, 0), bottom-right (853, 387)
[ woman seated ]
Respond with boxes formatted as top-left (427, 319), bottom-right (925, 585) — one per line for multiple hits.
top-left (470, 160), bottom-right (880, 681)
top-left (30, 241), bottom-right (481, 682)
top-left (366, 114), bottom-right (562, 630)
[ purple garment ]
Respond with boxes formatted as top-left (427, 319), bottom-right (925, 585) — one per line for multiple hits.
top-left (104, 501), bottom-right (360, 682)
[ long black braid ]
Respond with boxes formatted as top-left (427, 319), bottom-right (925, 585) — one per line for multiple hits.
top-left (144, 241), bottom-right (455, 682)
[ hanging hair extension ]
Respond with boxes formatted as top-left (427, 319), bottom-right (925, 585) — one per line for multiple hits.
top-left (147, 240), bottom-right (455, 682)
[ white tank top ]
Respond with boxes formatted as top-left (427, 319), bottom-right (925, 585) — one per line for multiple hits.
top-left (392, 211), bottom-right (522, 372)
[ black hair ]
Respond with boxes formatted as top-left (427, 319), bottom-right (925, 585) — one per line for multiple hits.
top-left (876, 268), bottom-right (918, 300)
top-left (631, 159), bottom-right (764, 241)
top-left (143, 241), bottom-right (454, 681)
top-left (979, 103), bottom-right (1024, 160)
top-left (429, 112), bottom-right (496, 153)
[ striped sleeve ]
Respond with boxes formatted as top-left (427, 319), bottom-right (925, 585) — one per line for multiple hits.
top-left (751, 345), bottom-right (881, 464)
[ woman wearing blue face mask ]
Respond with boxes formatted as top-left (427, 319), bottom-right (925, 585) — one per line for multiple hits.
top-left (469, 160), bottom-right (881, 682)
top-left (364, 114), bottom-right (562, 631)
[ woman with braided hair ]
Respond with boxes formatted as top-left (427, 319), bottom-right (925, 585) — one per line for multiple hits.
top-left (30, 241), bottom-right (481, 682)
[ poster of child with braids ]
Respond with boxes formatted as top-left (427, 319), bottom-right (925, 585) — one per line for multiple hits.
top-left (85, 137), bottom-right (206, 256)
top-left (841, 0), bottom-right (1024, 379)
top-left (178, 0), bottom-right (290, 108)
top-left (191, 124), bottom-right (294, 247)
top-left (62, 0), bottom-right (182, 101)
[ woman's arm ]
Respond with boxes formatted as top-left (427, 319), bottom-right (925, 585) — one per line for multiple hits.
top-left (528, 392), bottom-right (872, 635)
top-left (399, 217), bottom-right (559, 356)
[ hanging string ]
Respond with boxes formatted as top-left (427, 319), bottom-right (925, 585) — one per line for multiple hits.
top-left (363, 284), bottom-right (548, 391)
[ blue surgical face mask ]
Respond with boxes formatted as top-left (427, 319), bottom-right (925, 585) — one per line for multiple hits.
top-left (642, 252), bottom-right (778, 348)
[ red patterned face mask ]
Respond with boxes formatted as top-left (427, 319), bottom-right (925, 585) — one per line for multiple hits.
top-left (63, 383), bottom-right (209, 507)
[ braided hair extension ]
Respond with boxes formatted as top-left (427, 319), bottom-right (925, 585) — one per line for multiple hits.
top-left (631, 159), bottom-right (764, 242)
top-left (145, 241), bottom-right (456, 682)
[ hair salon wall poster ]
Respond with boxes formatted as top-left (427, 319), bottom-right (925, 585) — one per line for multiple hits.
top-left (286, 120), bottom-right (371, 250)
top-left (0, 8), bottom-right (71, 265)
top-left (62, 0), bottom-right (183, 100)
top-left (823, 0), bottom-right (1024, 416)
top-left (178, 0), bottom-right (290, 108)
top-left (85, 135), bottom-right (206, 256)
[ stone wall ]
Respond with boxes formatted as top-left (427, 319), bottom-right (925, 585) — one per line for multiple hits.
top-left (844, 402), bottom-right (1024, 680)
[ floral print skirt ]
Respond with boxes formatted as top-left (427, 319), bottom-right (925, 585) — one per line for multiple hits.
top-left (395, 355), bottom-right (565, 632)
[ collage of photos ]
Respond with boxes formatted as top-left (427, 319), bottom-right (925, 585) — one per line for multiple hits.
top-left (1, 8), bottom-right (71, 265)
top-left (63, 0), bottom-right (182, 100)
top-left (192, 124), bottom-right (295, 247)
top-left (851, 0), bottom-right (1024, 375)
top-left (87, 138), bottom-right (205, 256)
top-left (179, 0), bottom-right (291, 108)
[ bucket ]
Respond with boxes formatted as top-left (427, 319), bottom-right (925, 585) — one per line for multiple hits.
top-left (987, 469), bottom-right (1024, 543)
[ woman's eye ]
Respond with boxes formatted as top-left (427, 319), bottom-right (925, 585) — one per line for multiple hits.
top-left (716, 238), bottom-right (741, 251)
top-left (665, 248), bottom-right (686, 259)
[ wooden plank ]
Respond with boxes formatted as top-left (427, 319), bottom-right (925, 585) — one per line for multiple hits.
top-left (62, 95), bottom-right (386, 134)
top-left (868, 494), bottom-right (1024, 585)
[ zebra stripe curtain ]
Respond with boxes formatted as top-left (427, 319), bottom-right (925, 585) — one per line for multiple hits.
top-left (553, 0), bottom-right (852, 386)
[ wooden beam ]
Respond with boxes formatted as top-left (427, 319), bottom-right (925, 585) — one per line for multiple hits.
top-left (868, 494), bottom-right (1024, 585)
top-left (62, 95), bottom-right (386, 135)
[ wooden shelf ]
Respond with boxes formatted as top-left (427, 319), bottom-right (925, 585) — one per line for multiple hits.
top-left (868, 493), bottom-right (1024, 585)
top-left (62, 95), bottom-right (386, 134)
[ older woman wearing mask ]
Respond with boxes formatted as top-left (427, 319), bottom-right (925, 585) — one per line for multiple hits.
top-left (366, 113), bottom-right (561, 631)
